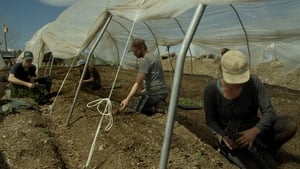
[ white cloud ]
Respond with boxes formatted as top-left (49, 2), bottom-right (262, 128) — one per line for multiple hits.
top-left (39, 0), bottom-right (76, 7)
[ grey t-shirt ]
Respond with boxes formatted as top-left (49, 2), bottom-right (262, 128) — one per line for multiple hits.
top-left (139, 54), bottom-right (168, 96)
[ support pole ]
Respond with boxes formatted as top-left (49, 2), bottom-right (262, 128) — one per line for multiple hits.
top-left (65, 14), bottom-right (113, 126)
top-left (3, 24), bottom-right (8, 51)
top-left (159, 4), bottom-right (206, 169)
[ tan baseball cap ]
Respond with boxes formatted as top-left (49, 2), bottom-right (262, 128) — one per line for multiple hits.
top-left (221, 50), bottom-right (250, 84)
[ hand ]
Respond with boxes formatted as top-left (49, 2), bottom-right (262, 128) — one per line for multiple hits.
top-left (236, 127), bottom-right (260, 149)
top-left (120, 99), bottom-right (129, 111)
top-left (140, 88), bottom-right (146, 93)
top-left (223, 135), bottom-right (240, 150)
top-left (27, 82), bottom-right (36, 88)
top-left (30, 77), bottom-right (36, 83)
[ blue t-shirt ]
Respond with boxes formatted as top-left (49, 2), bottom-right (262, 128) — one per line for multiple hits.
top-left (10, 62), bottom-right (36, 83)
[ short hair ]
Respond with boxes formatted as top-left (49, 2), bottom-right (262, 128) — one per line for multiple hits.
top-left (131, 38), bottom-right (147, 51)
top-left (221, 48), bottom-right (230, 56)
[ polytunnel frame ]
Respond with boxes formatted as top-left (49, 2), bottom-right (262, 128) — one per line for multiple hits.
top-left (106, 14), bottom-right (197, 71)
top-left (65, 6), bottom-right (207, 167)
top-left (89, 10), bottom-right (200, 74)
top-left (66, 14), bottom-right (113, 126)
top-left (64, 2), bottom-right (252, 168)
top-left (65, 12), bottom-right (165, 126)
top-left (103, 17), bottom-right (162, 68)
top-left (105, 18), bottom-right (132, 66)
top-left (159, 4), bottom-right (251, 168)
top-left (159, 4), bottom-right (206, 169)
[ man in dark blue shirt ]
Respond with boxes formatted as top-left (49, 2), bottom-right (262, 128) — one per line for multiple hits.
top-left (8, 51), bottom-right (51, 104)
top-left (75, 59), bottom-right (101, 91)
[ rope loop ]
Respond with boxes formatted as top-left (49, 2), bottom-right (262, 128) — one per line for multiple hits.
top-left (87, 98), bottom-right (113, 131)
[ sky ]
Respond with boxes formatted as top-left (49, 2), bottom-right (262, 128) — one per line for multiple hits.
top-left (0, 0), bottom-right (76, 50)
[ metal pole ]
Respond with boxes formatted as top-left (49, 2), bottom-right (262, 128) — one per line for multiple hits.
top-left (159, 4), bottom-right (206, 169)
top-left (65, 13), bottom-right (113, 126)
top-left (3, 24), bottom-right (8, 51)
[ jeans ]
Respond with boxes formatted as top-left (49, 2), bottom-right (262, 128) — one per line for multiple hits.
top-left (259, 115), bottom-right (297, 151)
top-left (141, 93), bottom-right (168, 115)
top-left (213, 115), bottom-right (297, 169)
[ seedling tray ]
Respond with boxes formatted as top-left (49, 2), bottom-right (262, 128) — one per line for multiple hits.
top-left (177, 98), bottom-right (202, 110)
top-left (177, 104), bottom-right (202, 110)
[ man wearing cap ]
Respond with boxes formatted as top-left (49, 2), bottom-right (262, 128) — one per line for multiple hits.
top-left (120, 38), bottom-right (168, 115)
top-left (75, 59), bottom-right (101, 91)
top-left (203, 50), bottom-right (297, 168)
top-left (8, 51), bottom-right (51, 104)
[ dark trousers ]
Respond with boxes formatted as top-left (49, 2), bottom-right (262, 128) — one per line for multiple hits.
top-left (10, 85), bottom-right (47, 104)
top-left (215, 115), bottom-right (297, 169)
top-left (259, 115), bottom-right (297, 151)
top-left (10, 76), bottom-right (52, 104)
top-left (82, 79), bottom-right (101, 91)
top-left (141, 93), bottom-right (168, 115)
top-left (34, 76), bottom-right (52, 93)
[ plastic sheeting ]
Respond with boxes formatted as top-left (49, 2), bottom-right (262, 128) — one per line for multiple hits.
top-left (25, 0), bottom-right (300, 73)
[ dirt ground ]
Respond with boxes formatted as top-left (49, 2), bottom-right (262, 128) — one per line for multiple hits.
top-left (0, 58), bottom-right (299, 169)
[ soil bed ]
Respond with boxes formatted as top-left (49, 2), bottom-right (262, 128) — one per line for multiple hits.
top-left (0, 59), bottom-right (299, 169)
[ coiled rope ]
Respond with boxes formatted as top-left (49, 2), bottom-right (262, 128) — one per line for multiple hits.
top-left (83, 0), bottom-right (146, 168)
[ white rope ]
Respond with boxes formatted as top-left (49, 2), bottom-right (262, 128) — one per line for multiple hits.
top-left (83, 1), bottom-right (146, 168)
top-left (87, 98), bottom-right (113, 131)
top-left (83, 98), bottom-right (113, 168)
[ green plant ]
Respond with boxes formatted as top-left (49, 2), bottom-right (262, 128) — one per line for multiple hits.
top-left (178, 98), bottom-right (198, 106)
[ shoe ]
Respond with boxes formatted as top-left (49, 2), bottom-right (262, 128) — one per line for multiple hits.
top-left (155, 100), bottom-right (168, 114)
top-left (155, 107), bottom-right (168, 114)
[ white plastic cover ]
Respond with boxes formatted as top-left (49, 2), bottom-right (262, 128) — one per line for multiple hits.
top-left (25, 0), bottom-right (300, 73)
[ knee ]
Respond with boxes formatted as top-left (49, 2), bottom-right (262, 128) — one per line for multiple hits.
top-left (285, 119), bottom-right (297, 138)
top-left (276, 116), bottom-right (297, 139)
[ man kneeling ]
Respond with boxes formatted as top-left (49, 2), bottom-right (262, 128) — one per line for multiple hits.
top-left (8, 51), bottom-right (52, 104)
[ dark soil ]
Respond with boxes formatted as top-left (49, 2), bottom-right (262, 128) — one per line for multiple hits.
top-left (0, 59), bottom-right (299, 169)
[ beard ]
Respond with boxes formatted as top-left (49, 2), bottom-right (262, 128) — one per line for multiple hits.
top-left (134, 51), bottom-right (144, 58)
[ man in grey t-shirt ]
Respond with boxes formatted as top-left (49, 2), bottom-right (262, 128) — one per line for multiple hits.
top-left (120, 38), bottom-right (168, 115)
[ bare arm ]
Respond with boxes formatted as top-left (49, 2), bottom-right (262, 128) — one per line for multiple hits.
top-left (83, 77), bottom-right (94, 83)
top-left (120, 72), bottom-right (146, 109)
top-left (82, 68), bottom-right (95, 83)
top-left (8, 73), bottom-right (35, 88)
